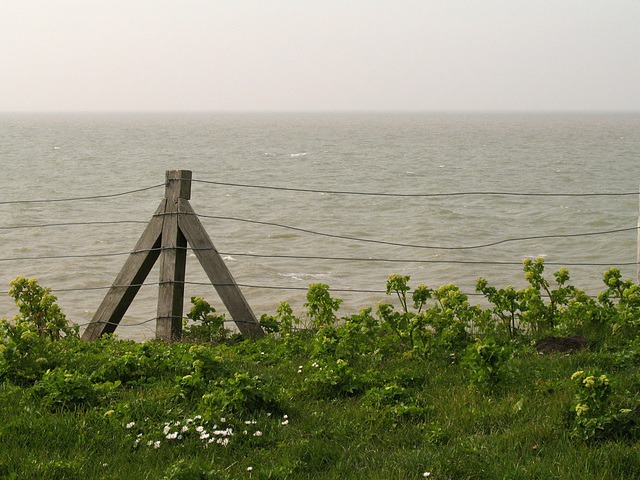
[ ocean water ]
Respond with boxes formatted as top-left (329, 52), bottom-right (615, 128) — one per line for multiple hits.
top-left (1, 112), bottom-right (639, 340)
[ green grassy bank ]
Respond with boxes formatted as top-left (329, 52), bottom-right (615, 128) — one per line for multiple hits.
top-left (1, 261), bottom-right (639, 479)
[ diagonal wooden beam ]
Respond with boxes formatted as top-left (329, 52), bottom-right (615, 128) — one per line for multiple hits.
top-left (81, 200), bottom-right (166, 341)
top-left (177, 197), bottom-right (264, 339)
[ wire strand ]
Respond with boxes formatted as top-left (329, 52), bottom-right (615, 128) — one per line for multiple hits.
top-left (0, 220), bottom-right (148, 231)
top-left (0, 248), bottom-right (161, 263)
top-left (193, 212), bottom-right (640, 250)
top-left (212, 251), bottom-right (640, 267)
top-left (190, 179), bottom-right (640, 198)
top-left (0, 183), bottom-right (165, 205)
top-left (2, 245), bottom-right (637, 267)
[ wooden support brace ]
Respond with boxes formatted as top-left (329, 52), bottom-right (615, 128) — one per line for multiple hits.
top-left (178, 197), bottom-right (265, 339)
top-left (80, 200), bottom-right (165, 341)
top-left (82, 169), bottom-right (264, 342)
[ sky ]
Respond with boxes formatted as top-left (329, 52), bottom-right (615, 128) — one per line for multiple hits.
top-left (2, 1), bottom-right (640, 112)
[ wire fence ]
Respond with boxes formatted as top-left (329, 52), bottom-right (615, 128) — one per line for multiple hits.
top-left (1, 177), bottom-right (638, 339)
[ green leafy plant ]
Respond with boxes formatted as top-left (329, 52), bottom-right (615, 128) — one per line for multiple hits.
top-left (418, 283), bottom-right (475, 355)
top-left (569, 370), bottom-right (639, 442)
top-left (259, 301), bottom-right (299, 335)
top-left (30, 368), bottom-right (120, 410)
top-left (200, 372), bottom-right (281, 415)
top-left (0, 318), bottom-right (51, 385)
top-left (304, 283), bottom-right (342, 328)
top-left (475, 280), bottom-right (525, 340)
top-left (7, 277), bottom-right (77, 340)
top-left (182, 297), bottom-right (231, 343)
top-left (462, 337), bottom-right (512, 392)
top-left (477, 258), bottom-right (600, 341)
top-left (362, 382), bottom-right (430, 419)
top-left (598, 268), bottom-right (640, 341)
top-left (0, 277), bottom-right (78, 385)
top-left (378, 275), bottom-right (474, 357)
top-left (302, 358), bottom-right (367, 398)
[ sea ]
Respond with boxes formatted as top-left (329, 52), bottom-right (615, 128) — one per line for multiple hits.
top-left (1, 112), bottom-right (639, 341)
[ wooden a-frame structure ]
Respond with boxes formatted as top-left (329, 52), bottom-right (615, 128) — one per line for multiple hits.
top-left (81, 170), bottom-right (264, 342)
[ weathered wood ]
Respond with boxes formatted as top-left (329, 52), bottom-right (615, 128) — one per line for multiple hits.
top-left (83, 169), bottom-right (262, 342)
top-left (156, 171), bottom-right (191, 341)
top-left (637, 184), bottom-right (639, 285)
top-left (177, 197), bottom-right (265, 339)
top-left (81, 200), bottom-right (166, 341)
top-left (165, 169), bottom-right (192, 201)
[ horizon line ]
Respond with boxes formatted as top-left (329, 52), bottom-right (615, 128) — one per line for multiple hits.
top-left (2, 109), bottom-right (640, 115)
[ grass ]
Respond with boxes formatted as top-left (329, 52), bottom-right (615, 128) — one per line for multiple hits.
top-left (0, 334), bottom-right (639, 480)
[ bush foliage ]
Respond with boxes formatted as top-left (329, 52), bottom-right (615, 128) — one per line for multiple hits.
top-left (1, 262), bottom-right (640, 479)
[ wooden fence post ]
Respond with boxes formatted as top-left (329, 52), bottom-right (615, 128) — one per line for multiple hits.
top-left (81, 170), bottom-right (264, 342)
top-left (156, 170), bottom-right (190, 342)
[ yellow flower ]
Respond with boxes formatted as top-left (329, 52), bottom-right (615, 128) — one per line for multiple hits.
top-left (571, 371), bottom-right (584, 380)
top-left (575, 403), bottom-right (589, 416)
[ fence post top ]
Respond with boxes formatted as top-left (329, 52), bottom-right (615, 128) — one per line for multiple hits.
top-left (165, 170), bottom-right (192, 201)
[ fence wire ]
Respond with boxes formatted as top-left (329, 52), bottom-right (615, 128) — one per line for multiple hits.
top-left (188, 178), bottom-right (639, 198)
top-left (1, 179), bottom-right (638, 333)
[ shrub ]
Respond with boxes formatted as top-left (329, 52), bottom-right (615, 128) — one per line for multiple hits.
top-left (30, 368), bottom-right (120, 410)
top-left (569, 370), bottom-right (639, 442)
top-left (182, 297), bottom-right (231, 343)
top-left (0, 319), bottom-right (51, 385)
top-left (378, 275), bottom-right (475, 358)
top-left (7, 277), bottom-right (77, 340)
top-left (462, 337), bottom-right (513, 392)
top-left (598, 268), bottom-right (640, 344)
top-left (305, 283), bottom-right (342, 328)
top-left (200, 372), bottom-right (281, 416)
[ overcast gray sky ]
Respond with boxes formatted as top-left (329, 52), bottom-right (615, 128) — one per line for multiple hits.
top-left (2, 1), bottom-right (639, 112)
